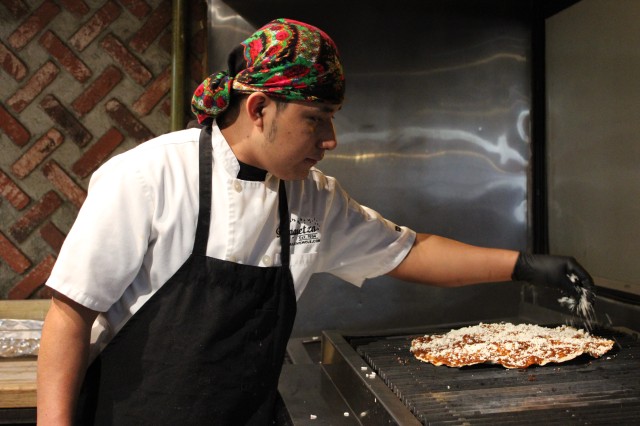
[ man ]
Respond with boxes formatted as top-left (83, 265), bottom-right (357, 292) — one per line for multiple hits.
top-left (37, 18), bottom-right (594, 425)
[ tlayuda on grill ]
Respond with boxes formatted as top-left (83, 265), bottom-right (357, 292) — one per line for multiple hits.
top-left (410, 322), bottom-right (614, 369)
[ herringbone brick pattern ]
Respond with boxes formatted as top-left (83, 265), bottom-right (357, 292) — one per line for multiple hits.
top-left (0, 0), bottom-right (207, 298)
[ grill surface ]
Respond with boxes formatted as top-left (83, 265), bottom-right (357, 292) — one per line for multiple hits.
top-left (353, 325), bottom-right (640, 425)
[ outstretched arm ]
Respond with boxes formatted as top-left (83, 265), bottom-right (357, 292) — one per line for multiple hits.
top-left (387, 233), bottom-right (595, 303)
top-left (387, 233), bottom-right (518, 286)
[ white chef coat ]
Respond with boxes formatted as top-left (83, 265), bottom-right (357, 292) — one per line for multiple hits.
top-left (46, 125), bottom-right (416, 350)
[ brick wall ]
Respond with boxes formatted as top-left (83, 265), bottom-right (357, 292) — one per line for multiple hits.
top-left (0, 0), bottom-right (207, 298)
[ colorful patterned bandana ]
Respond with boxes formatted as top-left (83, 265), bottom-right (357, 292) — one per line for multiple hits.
top-left (191, 18), bottom-right (345, 124)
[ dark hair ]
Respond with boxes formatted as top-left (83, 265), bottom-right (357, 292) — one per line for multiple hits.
top-left (216, 93), bottom-right (246, 129)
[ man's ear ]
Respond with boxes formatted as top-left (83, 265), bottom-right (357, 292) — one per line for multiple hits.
top-left (245, 92), bottom-right (269, 123)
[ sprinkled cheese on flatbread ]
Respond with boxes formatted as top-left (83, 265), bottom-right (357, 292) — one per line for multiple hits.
top-left (410, 323), bottom-right (614, 369)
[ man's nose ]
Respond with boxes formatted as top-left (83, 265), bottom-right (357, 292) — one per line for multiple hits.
top-left (318, 125), bottom-right (337, 150)
top-left (319, 138), bottom-right (337, 151)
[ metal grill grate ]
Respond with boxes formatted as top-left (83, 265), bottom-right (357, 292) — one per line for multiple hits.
top-left (355, 326), bottom-right (640, 425)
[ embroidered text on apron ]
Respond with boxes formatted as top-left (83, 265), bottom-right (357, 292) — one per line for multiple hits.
top-left (77, 126), bottom-right (297, 425)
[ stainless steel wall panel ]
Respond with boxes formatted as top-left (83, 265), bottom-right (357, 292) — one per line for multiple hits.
top-left (207, 0), bottom-right (533, 336)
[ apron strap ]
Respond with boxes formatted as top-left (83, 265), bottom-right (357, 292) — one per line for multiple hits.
top-left (193, 126), bottom-right (213, 256)
top-left (278, 180), bottom-right (290, 267)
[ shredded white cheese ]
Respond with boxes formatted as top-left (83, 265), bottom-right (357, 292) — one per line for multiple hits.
top-left (558, 286), bottom-right (596, 330)
top-left (410, 322), bottom-right (614, 369)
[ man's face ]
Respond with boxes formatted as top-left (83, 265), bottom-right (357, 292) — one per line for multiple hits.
top-left (260, 100), bottom-right (341, 180)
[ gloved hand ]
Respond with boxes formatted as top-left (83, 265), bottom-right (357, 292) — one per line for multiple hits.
top-left (511, 252), bottom-right (595, 303)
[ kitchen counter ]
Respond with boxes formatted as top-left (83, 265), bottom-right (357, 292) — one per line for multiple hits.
top-left (0, 358), bottom-right (37, 424)
top-left (0, 300), bottom-right (49, 424)
top-left (0, 358), bottom-right (37, 409)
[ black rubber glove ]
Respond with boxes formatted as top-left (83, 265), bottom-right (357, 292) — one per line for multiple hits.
top-left (511, 252), bottom-right (595, 303)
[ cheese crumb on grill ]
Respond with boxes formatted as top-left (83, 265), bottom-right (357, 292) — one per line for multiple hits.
top-left (410, 323), bottom-right (614, 369)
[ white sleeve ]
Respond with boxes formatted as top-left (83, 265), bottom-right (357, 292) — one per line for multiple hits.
top-left (46, 154), bottom-right (154, 312)
top-left (317, 179), bottom-right (416, 286)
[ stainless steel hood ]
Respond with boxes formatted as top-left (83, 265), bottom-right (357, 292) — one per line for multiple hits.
top-left (207, 0), bottom-right (535, 337)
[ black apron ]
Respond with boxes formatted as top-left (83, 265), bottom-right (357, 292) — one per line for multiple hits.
top-left (76, 126), bottom-right (297, 425)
